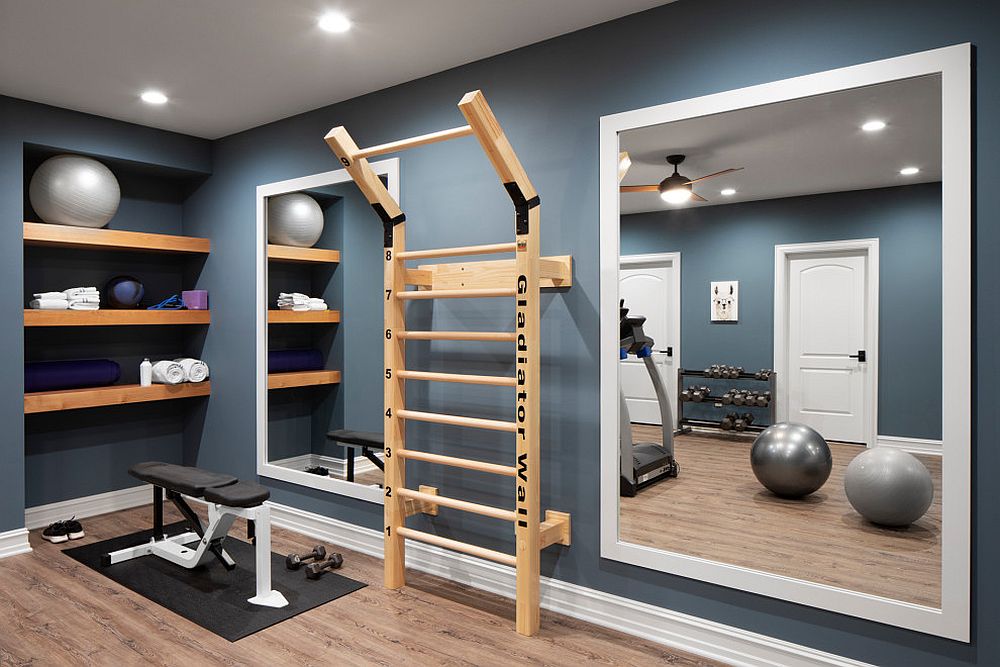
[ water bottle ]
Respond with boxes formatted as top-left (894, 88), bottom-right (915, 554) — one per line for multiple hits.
top-left (140, 358), bottom-right (152, 387)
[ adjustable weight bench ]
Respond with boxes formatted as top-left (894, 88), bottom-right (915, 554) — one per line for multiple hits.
top-left (102, 462), bottom-right (288, 608)
top-left (326, 429), bottom-right (384, 483)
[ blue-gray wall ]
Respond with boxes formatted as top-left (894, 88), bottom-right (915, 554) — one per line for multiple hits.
top-left (2, 1), bottom-right (997, 665)
top-left (622, 183), bottom-right (942, 439)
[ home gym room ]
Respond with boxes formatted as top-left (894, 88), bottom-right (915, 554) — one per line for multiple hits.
top-left (0, 2), bottom-right (994, 666)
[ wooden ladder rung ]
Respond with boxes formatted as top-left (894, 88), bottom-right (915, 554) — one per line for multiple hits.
top-left (399, 331), bottom-right (516, 342)
top-left (397, 242), bottom-right (516, 261)
top-left (398, 449), bottom-right (517, 476)
top-left (397, 287), bottom-right (515, 300)
top-left (397, 370), bottom-right (516, 387)
top-left (397, 409), bottom-right (517, 432)
top-left (398, 488), bottom-right (515, 522)
top-left (397, 527), bottom-right (516, 567)
top-left (355, 125), bottom-right (474, 159)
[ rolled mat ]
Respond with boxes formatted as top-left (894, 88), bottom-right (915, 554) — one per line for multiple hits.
top-left (268, 349), bottom-right (323, 373)
top-left (25, 359), bottom-right (121, 393)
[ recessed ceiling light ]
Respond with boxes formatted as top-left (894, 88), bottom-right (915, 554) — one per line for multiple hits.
top-left (900, 166), bottom-right (920, 176)
top-left (318, 11), bottom-right (351, 33)
top-left (861, 119), bottom-right (887, 132)
top-left (140, 90), bottom-right (168, 105)
top-left (720, 188), bottom-right (736, 196)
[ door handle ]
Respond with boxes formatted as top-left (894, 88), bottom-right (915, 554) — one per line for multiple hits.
top-left (661, 347), bottom-right (673, 357)
top-left (849, 350), bottom-right (866, 362)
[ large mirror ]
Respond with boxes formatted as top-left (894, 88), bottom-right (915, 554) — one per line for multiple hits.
top-left (600, 46), bottom-right (970, 640)
top-left (256, 159), bottom-right (399, 503)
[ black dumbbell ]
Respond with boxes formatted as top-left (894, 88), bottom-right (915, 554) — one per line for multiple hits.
top-left (720, 412), bottom-right (737, 430)
top-left (756, 391), bottom-right (771, 407)
top-left (733, 366), bottom-right (745, 378)
top-left (743, 412), bottom-right (755, 426)
top-left (693, 386), bottom-right (711, 402)
top-left (732, 391), bottom-right (745, 406)
top-left (305, 552), bottom-right (345, 580)
top-left (703, 366), bottom-right (715, 376)
top-left (744, 391), bottom-right (758, 405)
top-left (711, 366), bottom-right (723, 378)
top-left (721, 390), bottom-right (733, 405)
top-left (286, 545), bottom-right (326, 570)
top-left (681, 386), bottom-right (694, 401)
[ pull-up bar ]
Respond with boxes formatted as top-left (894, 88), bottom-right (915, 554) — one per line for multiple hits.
top-left (354, 125), bottom-right (475, 159)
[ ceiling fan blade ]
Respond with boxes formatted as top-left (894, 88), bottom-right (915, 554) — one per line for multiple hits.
top-left (683, 167), bottom-right (744, 185)
top-left (618, 151), bottom-right (632, 183)
top-left (690, 192), bottom-right (708, 203)
top-left (620, 185), bottom-right (660, 193)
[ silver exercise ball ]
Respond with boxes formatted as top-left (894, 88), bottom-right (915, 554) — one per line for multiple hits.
top-left (29, 154), bottom-right (121, 228)
top-left (750, 422), bottom-right (832, 498)
top-left (267, 193), bottom-right (324, 247)
top-left (844, 448), bottom-right (933, 527)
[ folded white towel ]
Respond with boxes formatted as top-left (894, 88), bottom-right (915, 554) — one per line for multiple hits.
top-left (278, 303), bottom-right (310, 311)
top-left (69, 294), bottom-right (100, 304)
top-left (64, 286), bottom-right (98, 296)
top-left (68, 302), bottom-right (100, 310)
top-left (278, 292), bottom-right (309, 300)
top-left (308, 301), bottom-right (328, 311)
top-left (151, 360), bottom-right (185, 385)
top-left (30, 298), bottom-right (69, 310)
top-left (33, 291), bottom-right (65, 299)
top-left (173, 358), bottom-right (209, 383)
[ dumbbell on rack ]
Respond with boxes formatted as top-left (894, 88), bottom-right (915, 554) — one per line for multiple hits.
top-left (733, 412), bottom-right (755, 432)
top-left (720, 412), bottom-right (738, 430)
top-left (692, 386), bottom-right (711, 402)
top-left (305, 552), bottom-right (345, 580)
top-left (681, 386), bottom-right (695, 401)
top-left (754, 368), bottom-right (774, 380)
top-left (756, 391), bottom-right (771, 407)
top-left (721, 390), bottom-right (734, 405)
top-left (286, 545), bottom-right (326, 570)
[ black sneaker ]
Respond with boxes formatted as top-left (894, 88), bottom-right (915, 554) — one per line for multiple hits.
top-left (305, 466), bottom-right (330, 476)
top-left (64, 517), bottom-right (84, 540)
top-left (42, 521), bottom-right (69, 544)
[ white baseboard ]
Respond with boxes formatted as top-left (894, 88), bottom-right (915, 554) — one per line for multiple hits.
top-left (25, 485), bottom-right (151, 530)
top-left (268, 502), bottom-right (869, 667)
top-left (0, 528), bottom-right (31, 559)
top-left (876, 435), bottom-right (942, 456)
top-left (269, 452), bottom-right (383, 478)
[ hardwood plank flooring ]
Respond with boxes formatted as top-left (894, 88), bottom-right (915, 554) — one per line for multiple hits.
top-left (0, 505), bottom-right (720, 666)
top-left (620, 427), bottom-right (942, 607)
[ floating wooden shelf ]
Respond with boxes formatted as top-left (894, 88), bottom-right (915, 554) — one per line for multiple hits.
top-left (268, 370), bottom-right (341, 389)
top-left (25, 382), bottom-right (211, 414)
top-left (23, 222), bottom-right (210, 254)
top-left (267, 244), bottom-right (340, 264)
top-left (267, 310), bottom-right (341, 324)
top-left (24, 310), bottom-right (211, 327)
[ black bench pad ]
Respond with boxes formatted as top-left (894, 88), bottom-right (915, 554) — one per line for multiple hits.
top-left (203, 481), bottom-right (270, 508)
top-left (129, 462), bottom-right (237, 498)
top-left (326, 429), bottom-right (384, 449)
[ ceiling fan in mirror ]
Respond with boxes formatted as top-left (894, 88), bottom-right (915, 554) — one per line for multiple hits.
top-left (620, 154), bottom-right (743, 203)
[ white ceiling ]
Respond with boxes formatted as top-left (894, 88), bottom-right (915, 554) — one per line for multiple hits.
top-left (0, 0), bottom-right (672, 139)
top-left (619, 75), bottom-right (942, 214)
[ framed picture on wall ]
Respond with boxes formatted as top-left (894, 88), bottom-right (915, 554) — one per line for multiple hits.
top-left (711, 280), bottom-right (738, 322)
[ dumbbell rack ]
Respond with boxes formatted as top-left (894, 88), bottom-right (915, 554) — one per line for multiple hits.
top-left (676, 368), bottom-right (777, 435)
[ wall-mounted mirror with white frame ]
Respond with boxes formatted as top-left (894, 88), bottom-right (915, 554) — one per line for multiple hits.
top-left (600, 45), bottom-right (970, 640)
top-left (256, 159), bottom-right (399, 504)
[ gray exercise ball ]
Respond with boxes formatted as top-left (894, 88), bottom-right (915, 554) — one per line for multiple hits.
top-left (750, 422), bottom-right (832, 498)
top-left (844, 448), bottom-right (933, 527)
top-left (267, 193), bottom-right (324, 247)
top-left (29, 154), bottom-right (121, 228)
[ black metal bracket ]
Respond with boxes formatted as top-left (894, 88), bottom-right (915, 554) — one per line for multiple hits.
top-left (371, 203), bottom-right (406, 247)
top-left (503, 181), bottom-right (540, 235)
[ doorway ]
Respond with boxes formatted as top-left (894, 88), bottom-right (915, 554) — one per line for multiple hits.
top-left (619, 253), bottom-right (681, 427)
top-left (775, 239), bottom-right (879, 445)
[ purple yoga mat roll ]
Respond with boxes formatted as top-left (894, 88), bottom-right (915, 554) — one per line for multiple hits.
top-left (268, 349), bottom-right (323, 374)
top-left (25, 359), bottom-right (121, 393)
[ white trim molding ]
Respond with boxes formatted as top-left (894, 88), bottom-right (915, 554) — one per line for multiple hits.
top-left (599, 44), bottom-right (971, 640)
top-left (877, 435), bottom-right (943, 456)
top-left (0, 528), bottom-right (32, 559)
top-left (255, 158), bottom-right (400, 506)
top-left (774, 238), bottom-right (880, 447)
top-left (25, 485), bottom-right (150, 531)
top-left (268, 501), bottom-right (869, 667)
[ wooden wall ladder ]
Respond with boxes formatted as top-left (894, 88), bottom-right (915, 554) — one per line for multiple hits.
top-left (324, 90), bottom-right (572, 636)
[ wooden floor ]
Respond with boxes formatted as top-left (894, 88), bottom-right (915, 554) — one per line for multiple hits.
top-left (0, 505), bottom-right (721, 667)
top-left (620, 427), bottom-right (942, 607)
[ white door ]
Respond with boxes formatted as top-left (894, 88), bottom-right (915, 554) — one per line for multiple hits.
top-left (619, 257), bottom-right (679, 426)
top-left (786, 251), bottom-right (870, 443)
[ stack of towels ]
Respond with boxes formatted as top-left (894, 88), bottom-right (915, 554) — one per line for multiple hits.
top-left (277, 292), bottom-right (327, 311)
top-left (30, 287), bottom-right (101, 311)
top-left (152, 358), bottom-right (210, 385)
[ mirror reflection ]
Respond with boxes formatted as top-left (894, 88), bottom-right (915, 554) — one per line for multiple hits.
top-left (266, 181), bottom-right (384, 490)
top-left (617, 75), bottom-right (942, 607)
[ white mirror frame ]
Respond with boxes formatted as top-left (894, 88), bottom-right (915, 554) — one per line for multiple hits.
top-left (599, 45), bottom-right (970, 640)
top-left (256, 158), bottom-right (400, 504)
